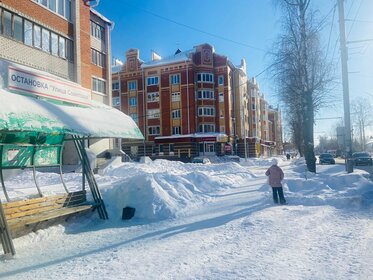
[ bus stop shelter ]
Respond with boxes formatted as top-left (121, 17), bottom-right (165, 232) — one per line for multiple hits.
top-left (0, 88), bottom-right (143, 256)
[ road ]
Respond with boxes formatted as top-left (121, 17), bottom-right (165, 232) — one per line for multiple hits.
top-left (334, 157), bottom-right (373, 174)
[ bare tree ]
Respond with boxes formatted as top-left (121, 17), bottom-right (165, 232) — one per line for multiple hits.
top-left (351, 97), bottom-right (372, 151)
top-left (270, 0), bottom-right (333, 172)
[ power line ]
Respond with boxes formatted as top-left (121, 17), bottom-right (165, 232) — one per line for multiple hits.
top-left (345, 18), bottom-right (373, 23)
top-left (347, 0), bottom-right (364, 39)
top-left (124, 3), bottom-right (267, 53)
top-left (326, 4), bottom-right (337, 56)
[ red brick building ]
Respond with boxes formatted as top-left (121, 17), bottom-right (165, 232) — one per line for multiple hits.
top-left (113, 44), bottom-right (239, 160)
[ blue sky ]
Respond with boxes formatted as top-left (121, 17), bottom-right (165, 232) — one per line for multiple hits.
top-left (95, 0), bottom-right (373, 143)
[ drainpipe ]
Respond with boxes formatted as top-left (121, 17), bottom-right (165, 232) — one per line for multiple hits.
top-left (142, 67), bottom-right (146, 156)
top-left (117, 65), bottom-right (123, 152)
top-left (186, 59), bottom-right (190, 134)
top-left (73, 0), bottom-right (81, 84)
top-left (232, 68), bottom-right (237, 155)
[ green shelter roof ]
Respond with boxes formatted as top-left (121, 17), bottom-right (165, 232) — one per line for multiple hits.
top-left (0, 89), bottom-right (144, 139)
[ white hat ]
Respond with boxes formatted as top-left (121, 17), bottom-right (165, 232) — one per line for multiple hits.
top-left (271, 158), bottom-right (278, 165)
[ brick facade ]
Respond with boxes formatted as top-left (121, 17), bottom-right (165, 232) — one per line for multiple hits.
top-left (114, 45), bottom-right (283, 160)
top-left (0, 0), bottom-right (113, 162)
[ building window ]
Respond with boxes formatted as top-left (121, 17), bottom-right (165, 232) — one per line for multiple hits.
top-left (57, 0), bottom-right (64, 17)
top-left (33, 0), bottom-right (71, 21)
top-left (171, 92), bottom-right (181, 102)
top-left (49, 0), bottom-right (56, 12)
top-left (172, 109), bottom-right (181, 119)
top-left (66, 39), bottom-right (74, 61)
top-left (170, 74), bottom-right (180, 85)
top-left (42, 28), bottom-right (50, 52)
top-left (148, 109), bottom-right (160, 119)
top-left (199, 124), bottom-right (215, 133)
top-left (198, 107), bottom-right (215, 117)
top-left (92, 77), bottom-right (106, 94)
top-left (252, 103), bottom-right (255, 110)
top-left (172, 126), bottom-right (181, 135)
top-left (197, 90), bottom-right (214, 100)
top-left (159, 144), bottom-right (164, 153)
top-left (91, 48), bottom-right (106, 67)
top-left (147, 76), bottom-right (159, 86)
top-left (1, 8), bottom-right (73, 61)
top-left (128, 81), bottom-right (137, 91)
top-left (66, 38), bottom-right (73, 61)
top-left (65, 0), bottom-right (71, 21)
top-left (148, 126), bottom-right (160, 135)
top-left (129, 97), bottom-right (137, 107)
top-left (3, 10), bottom-right (12, 37)
top-left (112, 80), bottom-right (120, 90)
top-left (219, 92), bottom-right (224, 102)
top-left (112, 97), bottom-right (120, 106)
top-left (130, 113), bottom-right (138, 122)
top-left (13, 15), bottom-right (23, 42)
top-left (33, 25), bottom-right (41, 48)
top-left (58, 36), bottom-right (65, 58)
top-left (90, 20), bottom-right (105, 41)
top-left (169, 144), bottom-right (175, 153)
top-left (147, 92), bottom-right (159, 103)
top-left (24, 20), bottom-right (33, 46)
top-left (220, 126), bottom-right (225, 133)
top-left (218, 75), bottom-right (224, 86)
top-left (51, 33), bottom-right (58, 55)
top-left (197, 73), bottom-right (214, 83)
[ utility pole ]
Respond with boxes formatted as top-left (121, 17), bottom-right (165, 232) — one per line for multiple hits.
top-left (338, 0), bottom-right (353, 173)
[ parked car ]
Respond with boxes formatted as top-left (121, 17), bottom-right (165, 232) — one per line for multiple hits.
top-left (352, 152), bottom-right (373, 166)
top-left (191, 157), bottom-right (211, 164)
top-left (319, 153), bottom-right (335, 165)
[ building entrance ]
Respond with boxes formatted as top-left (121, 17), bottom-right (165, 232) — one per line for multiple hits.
top-left (199, 142), bottom-right (215, 156)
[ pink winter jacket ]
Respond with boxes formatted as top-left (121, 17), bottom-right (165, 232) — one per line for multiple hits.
top-left (265, 165), bottom-right (284, 188)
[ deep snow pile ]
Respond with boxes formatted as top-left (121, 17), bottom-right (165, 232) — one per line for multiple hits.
top-left (100, 160), bottom-right (257, 220)
top-left (284, 157), bottom-right (373, 209)
top-left (1, 157), bottom-right (373, 280)
top-left (2, 157), bottom-right (372, 224)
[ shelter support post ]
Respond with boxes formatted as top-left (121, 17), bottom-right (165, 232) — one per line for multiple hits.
top-left (72, 136), bottom-right (108, 220)
top-left (0, 145), bottom-right (10, 202)
top-left (31, 146), bottom-right (43, 197)
top-left (81, 140), bottom-right (85, 191)
top-left (0, 199), bottom-right (15, 256)
top-left (59, 142), bottom-right (69, 193)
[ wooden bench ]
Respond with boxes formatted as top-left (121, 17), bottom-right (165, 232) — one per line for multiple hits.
top-left (3, 190), bottom-right (93, 238)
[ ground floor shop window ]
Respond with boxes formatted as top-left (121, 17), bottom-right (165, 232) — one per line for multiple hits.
top-left (130, 146), bottom-right (138, 157)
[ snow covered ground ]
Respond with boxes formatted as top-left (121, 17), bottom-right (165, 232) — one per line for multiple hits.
top-left (1, 157), bottom-right (372, 280)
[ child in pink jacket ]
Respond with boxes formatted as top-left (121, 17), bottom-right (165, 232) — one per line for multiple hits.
top-left (265, 159), bottom-right (287, 205)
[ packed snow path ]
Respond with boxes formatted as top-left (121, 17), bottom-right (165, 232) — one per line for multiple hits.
top-left (1, 160), bottom-right (372, 280)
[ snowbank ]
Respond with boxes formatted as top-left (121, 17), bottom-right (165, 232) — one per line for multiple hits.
top-left (2, 158), bottom-right (372, 225)
top-left (101, 160), bottom-right (256, 221)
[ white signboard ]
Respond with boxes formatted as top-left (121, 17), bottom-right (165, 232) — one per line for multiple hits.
top-left (8, 66), bottom-right (91, 106)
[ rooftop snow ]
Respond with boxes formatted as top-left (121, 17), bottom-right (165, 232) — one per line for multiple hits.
top-left (141, 48), bottom-right (195, 68)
